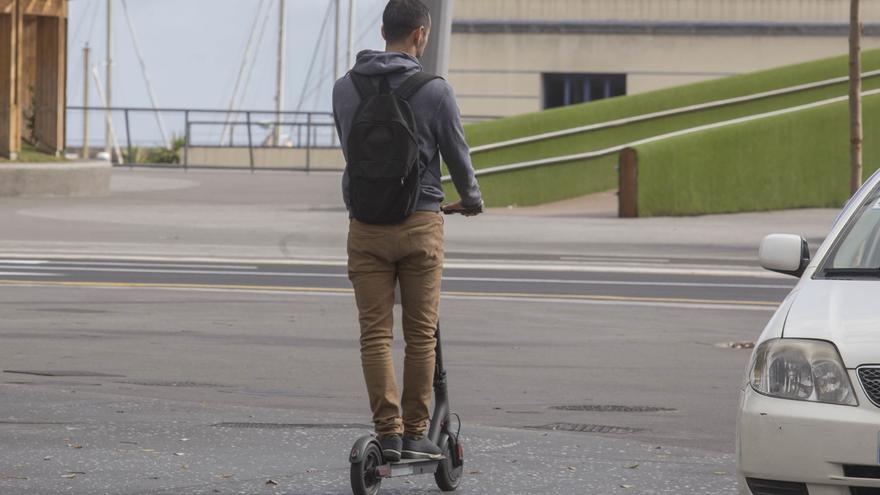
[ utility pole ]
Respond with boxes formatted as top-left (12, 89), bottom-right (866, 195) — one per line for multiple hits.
top-left (849, 0), bottom-right (863, 194)
top-left (334, 0), bottom-right (341, 80)
top-left (105, 0), bottom-right (113, 159)
top-left (421, 0), bottom-right (454, 77)
top-left (82, 44), bottom-right (90, 159)
top-left (347, 0), bottom-right (356, 69)
top-left (274, 0), bottom-right (286, 146)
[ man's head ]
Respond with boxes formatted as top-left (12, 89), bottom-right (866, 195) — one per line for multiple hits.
top-left (381, 0), bottom-right (431, 58)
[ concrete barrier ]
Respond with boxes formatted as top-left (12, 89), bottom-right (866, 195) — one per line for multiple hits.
top-left (184, 147), bottom-right (344, 170)
top-left (0, 160), bottom-right (112, 198)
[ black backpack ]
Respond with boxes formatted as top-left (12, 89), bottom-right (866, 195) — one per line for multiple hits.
top-left (346, 71), bottom-right (440, 224)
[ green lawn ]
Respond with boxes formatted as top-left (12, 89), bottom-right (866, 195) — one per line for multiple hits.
top-left (443, 49), bottom-right (880, 208)
top-left (633, 93), bottom-right (880, 217)
top-left (0, 142), bottom-right (63, 163)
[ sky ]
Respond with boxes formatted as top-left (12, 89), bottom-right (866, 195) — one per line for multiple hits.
top-left (66, 0), bottom-right (388, 114)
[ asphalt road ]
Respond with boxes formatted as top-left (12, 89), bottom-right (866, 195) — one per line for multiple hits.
top-left (0, 255), bottom-right (790, 308)
top-left (0, 170), bottom-right (824, 493)
top-left (0, 254), bottom-right (792, 452)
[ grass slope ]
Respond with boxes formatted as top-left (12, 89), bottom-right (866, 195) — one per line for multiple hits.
top-left (634, 94), bottom-right (880, 217)
top-left (444, 49), bottom-right (880, 208)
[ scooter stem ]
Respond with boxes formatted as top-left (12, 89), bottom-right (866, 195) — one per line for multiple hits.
top-left (427, 322), bottom-right (449, 446)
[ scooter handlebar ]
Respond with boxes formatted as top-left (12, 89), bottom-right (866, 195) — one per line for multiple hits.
top-left (441, 201), bottom-right (484, 216)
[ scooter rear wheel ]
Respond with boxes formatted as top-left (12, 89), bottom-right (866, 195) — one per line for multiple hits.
top-left (350, 442), bottom-right (383, 495)
top-left (434, 435), bottom-right (463, 491)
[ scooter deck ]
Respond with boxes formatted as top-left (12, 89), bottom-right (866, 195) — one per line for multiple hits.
top-left (378, 457), bottom-right (446, 478)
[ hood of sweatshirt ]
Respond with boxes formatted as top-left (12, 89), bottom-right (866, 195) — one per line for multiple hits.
top-left (351, 49), bottom-right (422, 77)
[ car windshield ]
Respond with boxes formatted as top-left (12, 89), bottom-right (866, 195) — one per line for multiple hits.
top-left (821, 189), bottom-right (880, 272)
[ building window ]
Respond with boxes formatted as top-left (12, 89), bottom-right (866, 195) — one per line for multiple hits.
top-left (542, 73), bottom-right (626, 109)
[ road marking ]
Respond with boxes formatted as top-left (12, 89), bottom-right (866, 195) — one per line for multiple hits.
top-left (0, 272), bottom-right (59, 277)
top-left (0, 254), bottom-right (779, 278)
top-left (0, 260), bottom-right (48, 265)
top-left (559, 256), bottom-right (670, 264)
top-left (30, 261), bottom-right (258, 270)
top-left (0, 265), bottom-right (791, 290)
top-left (0, 279), bottom-right (779, 310)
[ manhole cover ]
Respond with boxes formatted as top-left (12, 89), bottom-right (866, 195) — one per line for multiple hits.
top-left (212, 422), bottom-right (371, 430)
top-left (3, 370), bottom-right (124, 378)
top-left (526, 423), bottom-right (644, 434)
top-left (550, 405), bottom-right (676, 413)
top-left (120, 381), bottom-right (228, 388)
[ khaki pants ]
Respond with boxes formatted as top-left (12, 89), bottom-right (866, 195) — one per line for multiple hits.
top-left (347, 212), bottom-right (444, 438)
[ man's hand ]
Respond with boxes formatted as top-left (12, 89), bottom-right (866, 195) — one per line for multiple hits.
top-left (441, 200), bottom-right (483, 217)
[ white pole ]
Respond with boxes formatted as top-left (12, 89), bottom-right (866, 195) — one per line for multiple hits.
top-left (82, 44), bottom-right (90, 159)
top-left (105, 0), bottom-right (113, 157)
top-left (334, 0), bottom-right (340, 80)
top-left (421, 0), bottom-right (454, 77)
top-left (120, 0), bottom-right (171, 149)
top-left (92, 66), bottom-right (124, 164)
top-left (347, 0), bottom-right (356, 69)
top-left (274, 0), bottom-right (286, 146)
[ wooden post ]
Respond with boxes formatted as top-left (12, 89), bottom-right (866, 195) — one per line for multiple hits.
top-left (849, 0), bottom-right (863, 194)
top-left (618, 148), bottom-right (638, 218)
top-left (0, 0), bottom-right (22, 159)
top-left (34, 13), bottom-right (66, 155)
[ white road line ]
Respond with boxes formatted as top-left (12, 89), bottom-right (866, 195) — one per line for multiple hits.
top-left (35, 261), bottom-right (258, 270)
top-left (0, 260), bottom-right (49, 265)
top-left (0, 265), bottom-right (792, 289)
top-left (0, 253), bottom-right (777, 277)
top-left (0, 272), bottom-right (59, 277)
top-left (0, 281), bottom-right (776, 311)
top-left (559, 256), bottom-right (671, 264)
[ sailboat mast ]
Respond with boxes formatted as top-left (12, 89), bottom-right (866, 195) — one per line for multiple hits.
top-left (274, 0), bottom-right (286, 146)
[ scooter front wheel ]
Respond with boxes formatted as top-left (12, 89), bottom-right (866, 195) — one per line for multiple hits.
top-left (434, 434), bottom-right (463, 491)
top-left (350, 442), bottom-right (383, 495)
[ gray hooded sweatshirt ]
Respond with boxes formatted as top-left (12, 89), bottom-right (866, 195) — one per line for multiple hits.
top-left (333, 50), bottom-right (482, 213)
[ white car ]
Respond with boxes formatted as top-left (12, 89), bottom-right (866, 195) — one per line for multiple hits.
top-left (738, 171), bottom-right (880, 495)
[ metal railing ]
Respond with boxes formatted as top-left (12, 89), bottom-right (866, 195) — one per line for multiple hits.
top-left (468, 69), bottom-right (880, 155)
top-left (65, 105), bottom-right (498, 171)
top-left (65, 106), bottom-right (338, 170)
top-left (442, 88), bottom-right (880, 182)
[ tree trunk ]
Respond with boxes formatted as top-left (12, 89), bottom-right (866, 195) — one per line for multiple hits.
top-left (850, 0), bottom-right (863, 194)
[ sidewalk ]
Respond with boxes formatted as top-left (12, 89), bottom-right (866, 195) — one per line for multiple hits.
top-left (0, 168), bottom-right (839, 264)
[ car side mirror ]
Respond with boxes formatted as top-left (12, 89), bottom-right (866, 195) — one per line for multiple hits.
top-left (759, 234), bottom-right (810, 278)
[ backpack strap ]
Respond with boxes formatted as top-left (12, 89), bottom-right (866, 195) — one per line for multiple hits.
top-left (394, 72), bottom-right (442, 100)
top-left (349, 72), bottom-right (377, 99)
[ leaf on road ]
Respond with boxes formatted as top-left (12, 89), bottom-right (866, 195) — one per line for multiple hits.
top-left (67, 444), bottom-right (82, 449)
top-left (61, 474), bottom-right (77, 479)
top-left (266, 479), bottom-right (278, 486)
top-left (625, 463), bottom-right (640, 469)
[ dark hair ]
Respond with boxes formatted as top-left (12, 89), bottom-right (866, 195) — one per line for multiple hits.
top-left (382, 0), bottom-right (431, 43)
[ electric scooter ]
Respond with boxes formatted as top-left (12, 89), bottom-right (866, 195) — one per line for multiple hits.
top-left (348, 323), bottom-right (464, 495)
top-left (348, 203), bottom-right (480, 495)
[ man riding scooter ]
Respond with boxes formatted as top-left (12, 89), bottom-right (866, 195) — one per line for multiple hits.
top-left (332, 0), bottom-right (483, 463)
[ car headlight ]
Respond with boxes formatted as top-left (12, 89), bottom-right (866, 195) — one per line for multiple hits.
top-left (750, 339), bottom-right (857, 406)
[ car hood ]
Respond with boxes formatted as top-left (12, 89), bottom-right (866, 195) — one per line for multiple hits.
top-left (783, 279), bottom-right (880, 368)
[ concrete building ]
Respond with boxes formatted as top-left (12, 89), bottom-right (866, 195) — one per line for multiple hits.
top-left (447, 0), bottom-right (880, 117)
